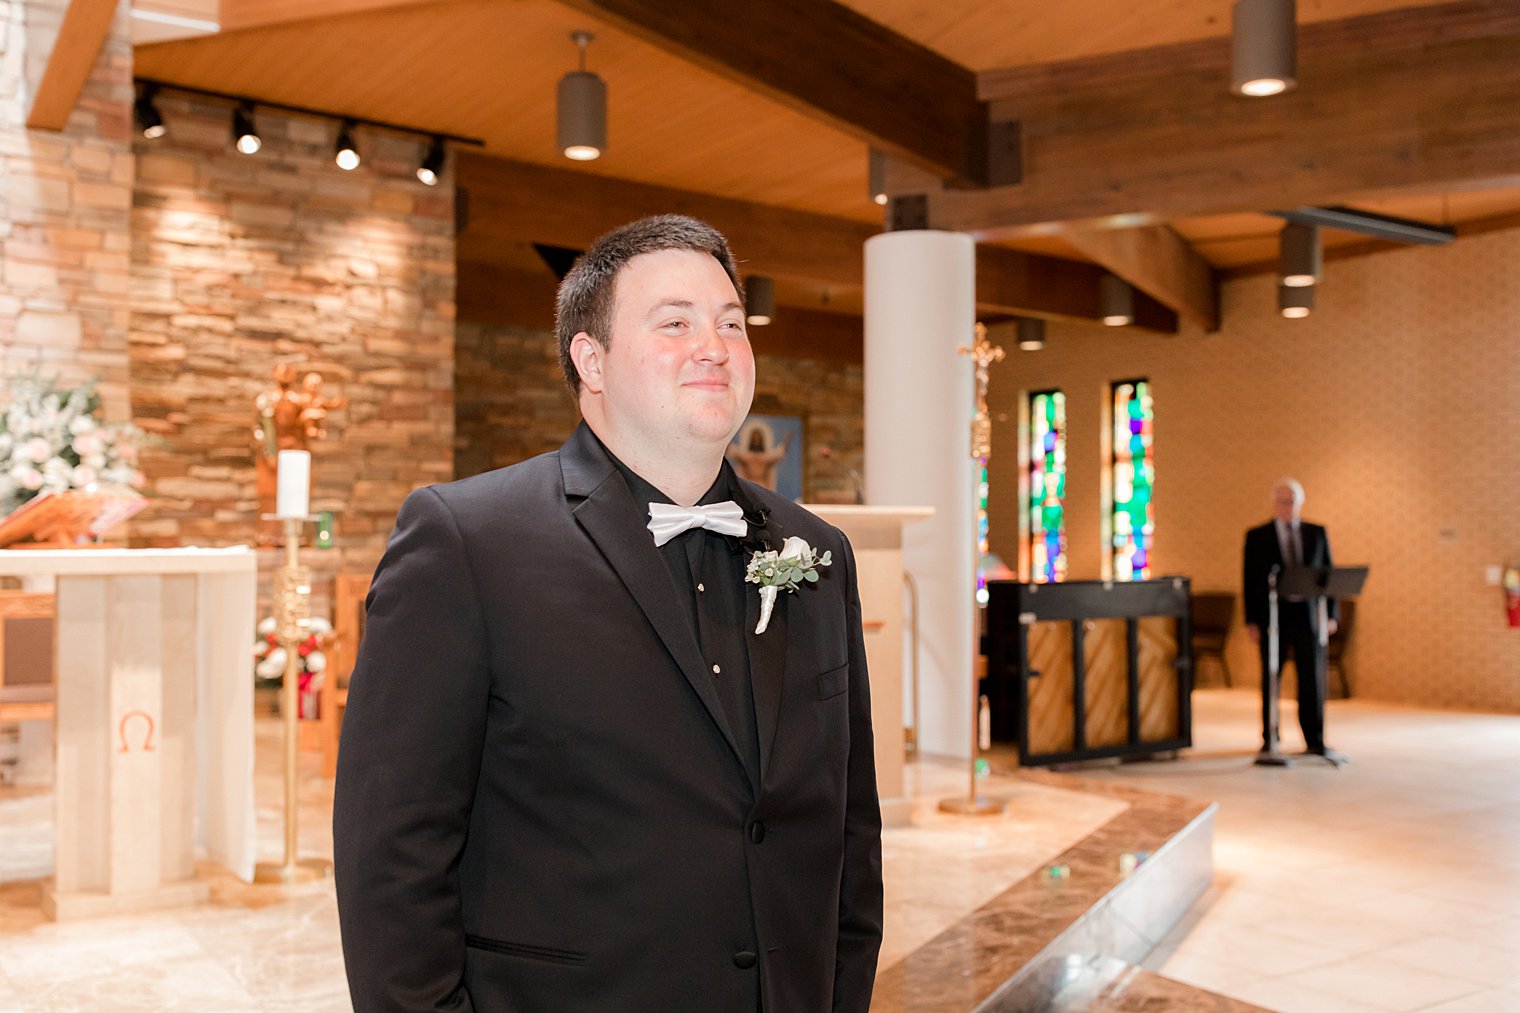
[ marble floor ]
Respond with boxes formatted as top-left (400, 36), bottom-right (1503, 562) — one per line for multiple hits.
top-left (0, 690), bottom-right (1515, 1012)
top-left (1074, 689), bottom-right (1520, 1013)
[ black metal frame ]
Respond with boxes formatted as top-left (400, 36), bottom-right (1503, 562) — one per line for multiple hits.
top-left (985, 578), bottom-right (1193, 767)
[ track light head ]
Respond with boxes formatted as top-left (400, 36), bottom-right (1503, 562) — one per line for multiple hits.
top-left (745, 275), bottom-right (775, 326)
top-left (558, 31), bottom-right (606, 161)
top-left (135, 86), bottom-right (166, 140)
top-left (868, 148), bottom-right (888, 206)
top-left (1231, 0), bottom-right (1297, 97)
top-left (1099, 274), bottom-right (1135, 327)
top-left (1016, 317), bottom-right (1046, 351)
top-left (232, 103), bottom-right (260, 155)
top-left (334, 120), bottom-right (361, 171)
top-left (416, 136), bottom-right (446, 186)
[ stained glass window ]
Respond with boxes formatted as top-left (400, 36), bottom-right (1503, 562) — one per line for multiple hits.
top-left (1110, 379), bottom-right (1155, 581)
top-left (1027, 390), bottom-right (1067, 582)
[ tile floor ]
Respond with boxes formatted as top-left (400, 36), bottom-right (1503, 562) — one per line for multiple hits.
top-left (1079, 688), bottom-right (1520, 1013)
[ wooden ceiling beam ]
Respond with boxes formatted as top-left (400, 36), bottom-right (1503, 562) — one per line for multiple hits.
top-left (25, 0), bottom-right (119, 131)
top-left (890, 1), bottom-right (1520, 235)
top-left (456, 153), bottom-right (1178, 334)
top-left (1060, 225), bottom-right (1219, 332)
top-left (553, 0), bottom-right (988, 186)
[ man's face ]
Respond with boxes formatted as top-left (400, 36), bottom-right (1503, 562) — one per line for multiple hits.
top-left (584, 248), bottom-right (755, 454)
top-left (1272, 485), bottom-right (1301, 523)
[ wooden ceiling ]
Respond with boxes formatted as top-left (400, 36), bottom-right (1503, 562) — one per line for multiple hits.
top-left (129, 0), bottom-right (1520, 326)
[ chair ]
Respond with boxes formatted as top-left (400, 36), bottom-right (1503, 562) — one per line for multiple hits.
top-left (0, 592), bottom-right (56, 784)
top-left (321, 573), bottom-right (370, 778)
top-left (1327, 597), bottom-right (1357, 699)
top-left (1189, 591), bottom-right (1237, 688)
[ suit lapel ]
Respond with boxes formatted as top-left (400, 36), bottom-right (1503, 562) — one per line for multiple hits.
top-left (731, 477), bottom-right (787, 788)
top-left (561, 425), bottom-right (744, 767)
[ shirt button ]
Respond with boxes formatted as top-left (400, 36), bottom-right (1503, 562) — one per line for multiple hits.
top-left (749, 821), bottom-right (766, 844)
top-left (697, 582), bottom-right (705, 592)
top-left (733, 950), bottom-right (757, 969)
top-left (712, 664), bottom-right (721, 675)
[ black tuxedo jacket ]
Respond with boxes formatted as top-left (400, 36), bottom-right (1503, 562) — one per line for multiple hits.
top-left (1242, 519), bottom-right (1338, 632)
top-left (333, 423), bottom-right (883, 1013)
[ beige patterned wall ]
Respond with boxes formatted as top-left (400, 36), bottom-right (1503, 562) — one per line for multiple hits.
top-left (987, 228), bottom-right (1520, 713)
top-left (0, 0), bottom-right (135, 418)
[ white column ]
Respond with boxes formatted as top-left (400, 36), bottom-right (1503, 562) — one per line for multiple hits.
top-left (863, 231), bottom-right (976, 759)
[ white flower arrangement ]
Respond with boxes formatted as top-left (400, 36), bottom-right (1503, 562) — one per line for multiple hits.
top-left (745, 535), bottom-right (832, 634)
top-left (0, 371), bottom-right (150, 515)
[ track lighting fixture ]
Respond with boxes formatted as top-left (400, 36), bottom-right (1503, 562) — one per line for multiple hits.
top-left (135, 86), bottom-right (165, 140)
top-left (868, 148), bottom-right (888, 206)
top-left (745, 276), bottom-right (775, 326)
top-left (232, 103), bottom-right (261, 155)
top-left (1232, 0), bottom-right (1297, 97)
top-left (1279, 283), bottom-right (1314, 318)
top-left (334, 120), bottom-right (361, 171)
top-left (416, 136), bottom-right (446, 186)
top-left (1278, 222), bottom-right (1320, 288)
top-left (1099, 274), bottom-right (1135, 327)
top-left (558, 31), bottom-right (606, 161)
top-left (1016, 317), bottom-right (1046, 351)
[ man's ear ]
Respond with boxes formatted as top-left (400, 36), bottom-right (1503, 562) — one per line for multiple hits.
top-left (569, 332), bottom-right (605, 394)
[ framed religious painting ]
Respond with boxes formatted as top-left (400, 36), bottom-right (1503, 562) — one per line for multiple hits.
top-left (728, 413), bottom-right (804, 501)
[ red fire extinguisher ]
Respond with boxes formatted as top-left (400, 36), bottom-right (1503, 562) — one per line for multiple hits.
top-left (1505, 566), bottom-right (1520, 628)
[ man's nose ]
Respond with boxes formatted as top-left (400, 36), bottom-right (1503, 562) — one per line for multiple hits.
top-left (693, 324), bottom-right (730, 363)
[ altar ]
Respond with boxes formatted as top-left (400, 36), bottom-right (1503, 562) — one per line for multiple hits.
top-left (803, 505), bottom-right (933, 827)
top-left (0, 547), bottom-right (258, 919)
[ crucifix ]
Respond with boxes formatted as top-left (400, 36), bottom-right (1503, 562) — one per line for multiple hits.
top-left (941, 322), bottom-right (1007, 816)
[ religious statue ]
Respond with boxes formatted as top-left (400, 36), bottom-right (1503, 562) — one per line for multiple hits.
top-left (253, 364), bottom-right (345, 542)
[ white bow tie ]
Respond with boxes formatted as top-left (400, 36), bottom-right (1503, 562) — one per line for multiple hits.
top-left (646, 501), bottom-right (748, 547)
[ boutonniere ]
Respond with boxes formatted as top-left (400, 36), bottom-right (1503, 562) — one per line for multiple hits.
top-left (746, 535), bottom-right (832, 635)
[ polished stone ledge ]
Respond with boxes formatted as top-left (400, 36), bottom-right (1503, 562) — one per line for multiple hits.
top-left (872, 770), bottom-right (1218, 1013)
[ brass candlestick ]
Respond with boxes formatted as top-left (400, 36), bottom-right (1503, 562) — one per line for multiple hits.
top-left (941, 323), bottom-right (1007, 817)
top-left (254, 516), bottom-right (332, 884)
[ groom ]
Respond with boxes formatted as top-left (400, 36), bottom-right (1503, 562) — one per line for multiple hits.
top-left (333, 215), bottom-right (883, 1012)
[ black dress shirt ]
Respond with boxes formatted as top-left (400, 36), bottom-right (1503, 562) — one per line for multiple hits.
top-left (607, 452), bottom-right (762, 789)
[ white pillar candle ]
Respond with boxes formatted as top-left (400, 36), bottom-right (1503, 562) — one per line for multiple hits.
top-left (275, 450), bottom-right (311, 519)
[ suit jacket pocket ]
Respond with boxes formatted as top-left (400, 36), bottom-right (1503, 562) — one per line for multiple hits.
top-left (817, 663), bottom-right (849, 700)
top-left (465, 935), bottom-right (588, 966)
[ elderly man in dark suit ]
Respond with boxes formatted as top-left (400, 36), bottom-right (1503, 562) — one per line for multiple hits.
top-left (1243, 477), bottom-right (1344, 762)
top-left (333, 215), bottom-right (882, 1013)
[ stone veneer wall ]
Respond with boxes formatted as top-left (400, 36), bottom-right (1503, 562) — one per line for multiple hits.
top-left (987, 228), bottom-right (1520, 713)
top-left (0, 0), bottom-right (134, 417)
top-left (129, 94), bottom-right (455, 599)
top-left (454, 321), bottom-right (865, 502)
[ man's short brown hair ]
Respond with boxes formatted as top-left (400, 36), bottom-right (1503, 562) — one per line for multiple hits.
top-left (555, 215), bottom-right (744, 395)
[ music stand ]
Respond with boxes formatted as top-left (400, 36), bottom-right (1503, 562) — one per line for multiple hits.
top-left (1255, 564), bottom-right (1369, 769)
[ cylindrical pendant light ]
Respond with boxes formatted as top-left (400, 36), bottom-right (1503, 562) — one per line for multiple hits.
top-left (868, 148), bottom-right (888, 206)
top-left (558, 31), bottom-right (606, 161)
top-left (1016, 316), bottom-right (1046, 351)
top-left (1099, 273), bottom-right (1135, 327)
top-left (1279, 283), bottom-right (1314, 318)
top-left (416, 136), bottom-right (446, 186)
top-left (745, 275), bottom-right (775, 326)
top-left (1232, 0), bottom-right (1297, 97)
top-left (1278, 222), bottom-right (1320, 287)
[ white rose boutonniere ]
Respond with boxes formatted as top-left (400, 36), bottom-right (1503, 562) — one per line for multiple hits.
top-left (745, 535), bottom-right (832, 635)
